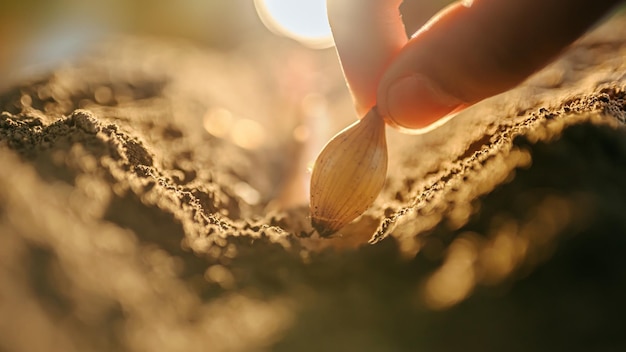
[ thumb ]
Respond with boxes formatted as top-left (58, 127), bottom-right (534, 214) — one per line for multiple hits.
top-left (377, 0), bottom-right (621, 130)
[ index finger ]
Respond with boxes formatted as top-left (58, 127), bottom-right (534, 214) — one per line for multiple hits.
top-left (327, 0), bottom-right (408, 115)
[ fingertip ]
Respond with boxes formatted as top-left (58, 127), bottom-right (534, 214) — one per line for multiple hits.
top-left (378, 74), bottom-right (466, 130)
top-left (327, 0), bottom-right (407, 114)
top-left (376, 0), bottom-right (619, 130)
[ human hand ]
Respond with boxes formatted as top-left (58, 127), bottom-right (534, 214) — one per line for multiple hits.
top-left (328, 0), bottom-right (622, 131)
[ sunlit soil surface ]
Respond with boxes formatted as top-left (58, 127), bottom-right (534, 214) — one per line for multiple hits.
top-left (1, 14), bottom-right (626, 352)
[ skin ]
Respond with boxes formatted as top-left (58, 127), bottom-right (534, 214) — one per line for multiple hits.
top-left (328, 0), bottom-right (623, 130)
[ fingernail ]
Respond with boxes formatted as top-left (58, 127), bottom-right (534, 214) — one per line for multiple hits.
top-left (380, 74), bottom-right (464, 130)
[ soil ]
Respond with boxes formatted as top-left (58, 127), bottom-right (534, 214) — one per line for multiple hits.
top-left (1, 14), bottom-right (626, 352)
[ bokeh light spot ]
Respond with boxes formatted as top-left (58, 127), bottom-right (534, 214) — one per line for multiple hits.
top-left (254, 0), bottom-right (334, 49)
top-left (203, 107), bottom-right (233, 138)
top-left (231, 118), bottom-right (265, 150)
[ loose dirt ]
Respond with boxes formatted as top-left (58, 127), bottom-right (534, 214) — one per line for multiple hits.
top-left (1, 14), bottom-right (626, 352)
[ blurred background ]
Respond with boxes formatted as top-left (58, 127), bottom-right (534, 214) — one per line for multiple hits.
top-left (0, 0), bottom-right (454, 85)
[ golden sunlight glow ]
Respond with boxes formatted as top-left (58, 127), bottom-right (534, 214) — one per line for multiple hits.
top-left (254, 0), bottom-right (334, 49)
